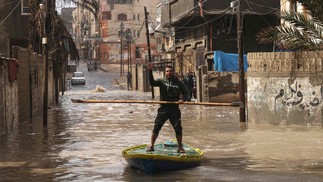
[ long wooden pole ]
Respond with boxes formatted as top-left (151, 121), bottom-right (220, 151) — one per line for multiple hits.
top-left (71, 99), bottom-right (242, 107)
top-left (144, 7), bottom-right (155, 99)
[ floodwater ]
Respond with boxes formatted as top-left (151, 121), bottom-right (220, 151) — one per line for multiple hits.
top-left (1, 65), bottom-right (323, 181)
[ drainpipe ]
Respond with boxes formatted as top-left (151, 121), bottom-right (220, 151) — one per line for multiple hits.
top-left (29, 55), bottom-right (33, 124)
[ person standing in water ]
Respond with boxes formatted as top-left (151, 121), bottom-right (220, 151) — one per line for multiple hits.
top-left (146, 64), bottom-right (189, 153)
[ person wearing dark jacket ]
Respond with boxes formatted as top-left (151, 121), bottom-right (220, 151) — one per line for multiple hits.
top-left (146, 64), bottom-right (189, 153)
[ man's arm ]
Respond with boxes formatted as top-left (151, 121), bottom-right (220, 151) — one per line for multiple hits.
top-left (147, 63), bottom-right (157, 86)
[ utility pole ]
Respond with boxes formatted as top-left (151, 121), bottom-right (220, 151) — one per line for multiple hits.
top-left (42, 0), bottom-right (52, 126)
top-left (126, 29), bottom-right (130, 74)
top-left (128, 29), bottom-right (132, 91)
top-left (144, 7), bottom-right (155, 99)
top-left (237, 0), bottom-right (246, 122)
top-left (120, 22), bottom-right (124, 76)
top-left (128, 29), bottom-right (132, 74)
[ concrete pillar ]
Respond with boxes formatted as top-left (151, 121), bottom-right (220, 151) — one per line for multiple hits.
top-left (198, 65), bottom-right (208, 102)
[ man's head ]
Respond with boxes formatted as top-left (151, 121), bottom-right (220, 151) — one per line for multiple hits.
top-left (165, 65), bottom-right (174, 79)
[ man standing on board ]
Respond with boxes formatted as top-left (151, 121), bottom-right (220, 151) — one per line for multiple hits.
top-left (146, 64), bottom-right (189, 153)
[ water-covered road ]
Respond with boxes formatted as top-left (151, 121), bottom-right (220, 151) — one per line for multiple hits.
top-left (1, 63), bottom-right (323, 181)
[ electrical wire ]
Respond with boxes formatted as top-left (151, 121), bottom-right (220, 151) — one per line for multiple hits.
top-left (245, 0), bottom-right (273, 27)
top-left (243, 0), bottom-right (281, 15)
top-left (159, 0), bottom-right (208, 28)
top-left (174, 9), bottom-right (232, 34)
top-left (174, 14), bottom-right (198, 31)
top-left (0, 0), bottom-right (21, 27)
top-left (172, 0), bottom-right (290, 35)
top-left (0, 0), bottom-right (20, 8)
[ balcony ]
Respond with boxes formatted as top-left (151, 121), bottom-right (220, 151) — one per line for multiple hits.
top-left (161, 0), bottom-right (280, 26)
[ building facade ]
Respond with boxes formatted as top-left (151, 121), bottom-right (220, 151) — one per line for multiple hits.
top-left (72, 6), bottom-right (100, 60)
top-left (247, 1), bottom-right (323, 125)
top-left (157, 0), bottom-right (280, 75)
top-left (61, 7), bottom-right (76, 35)
top-left (154, 0), bottom-right (280, 102)
top-left (99, 0), bottom-right (159, 71)
top-left (0, 0), bottom-right (29, 57)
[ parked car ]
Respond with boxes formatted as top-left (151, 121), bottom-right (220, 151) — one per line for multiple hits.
top-left (71, 72), bottom-right (86, 85)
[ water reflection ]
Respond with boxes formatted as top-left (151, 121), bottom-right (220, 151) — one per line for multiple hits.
top-left (1, 91), bottom-right (323, 181)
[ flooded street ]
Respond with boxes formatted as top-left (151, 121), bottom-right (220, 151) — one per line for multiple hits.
top-left (1, 63), bottom-right (323, 181)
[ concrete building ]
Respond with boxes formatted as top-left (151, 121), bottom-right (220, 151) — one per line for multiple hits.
top-left (247, 1), bottom-right (323, 125)
top-left (72, 6), bottom-right (100, 60)
top-left (61, 7), bottom-right (76, 35)
top-left (157, 0), bottom-right (280, 74)
top-left (154, 0), bottom-right (280, 102)
top-left (0, 0), bottom-right (29, 57)
top-left (99, 0), bottom-right (159, 69)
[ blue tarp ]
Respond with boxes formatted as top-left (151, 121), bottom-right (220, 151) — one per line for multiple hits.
top-left (214, 51), bottom-right (248, 72)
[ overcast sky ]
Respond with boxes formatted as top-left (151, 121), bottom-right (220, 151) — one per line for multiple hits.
top-left (56, 0), bottom-right (76, 14)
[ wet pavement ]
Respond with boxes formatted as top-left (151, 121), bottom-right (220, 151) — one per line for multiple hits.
top-left (1, 62), bottom-right (323, 181)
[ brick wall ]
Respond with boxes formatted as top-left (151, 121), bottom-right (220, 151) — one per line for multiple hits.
top-left (247, 51), bottom-right (323, 125)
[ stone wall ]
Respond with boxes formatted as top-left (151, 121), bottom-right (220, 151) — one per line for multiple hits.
top-left (13, 47), bottom-right (43, 123)
top-left (0, 46), bottom-right (59, 134)
top-left (0, 57), bottom-right (19, 134)
top-left (12, 47), bottom-right (55, 124)
top-left (207, 72), bottom-right (241, 103)
top-left (247, 51), bottom-right (323, 125)
top-left (198, 65), bottom-right (242, 103)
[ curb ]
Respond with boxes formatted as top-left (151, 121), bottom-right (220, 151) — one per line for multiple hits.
top-left (98, 66), bottom-right (108, 72)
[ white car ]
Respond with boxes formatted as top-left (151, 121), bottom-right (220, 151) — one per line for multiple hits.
top-left (71, 72), bottom-right (86, 85)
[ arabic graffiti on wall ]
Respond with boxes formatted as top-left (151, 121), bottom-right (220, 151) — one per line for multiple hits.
top-left (274, 81), bottom-right (323, 113)
top-left (248, 77), bottom-right (323, 115)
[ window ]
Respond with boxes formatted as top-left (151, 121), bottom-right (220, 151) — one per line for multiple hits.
top-left (137, 14), bottom-right (140, 20)
top-left (133, 14), bottom-right (135, 20)
top-left (196, 47), bottom-right (205, 68)
top-left (21, 0), bottom-right (30, 15)
top-left (102, 11), bottom-right (111, 20)
top-left (117, 0), bottom-right (126, 4)
top-left (135, 47), bottom-right (140, 58)
top-left (118, 13), bottom-right (127, 21)
top-left (166, 37), bottom-right (170, 46)
top-left (290, 1), bottom-right (297, 12)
